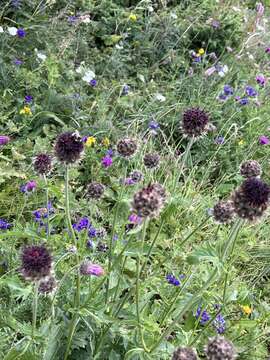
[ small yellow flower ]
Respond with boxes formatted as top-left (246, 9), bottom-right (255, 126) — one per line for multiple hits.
top-left (198, 48), bottom-right (205, 55)
top-left (85, 136), bottom-right (96, 147)
top-left (241, 305), bottom-right (252, 315)
top-left (102, 137), bottom-right (110, 147)
top-left (129, 13), bottom-right (137, 22)
top-left (19, 106), bottom-right (32, 116)
top-left (238, 139), bottom-right (245, 146)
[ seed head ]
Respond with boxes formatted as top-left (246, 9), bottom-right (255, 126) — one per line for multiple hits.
top-left (38, 276), bottom-right (57, 295)
top-left (33, 153), bottom-right (52, 175)
top-left (213, 200), bottom-right (235, 224)
top-left (182, 107), bottom-right (209, 137)
top-left (54, 131), bottom-right (84, 164)
top-left (132, 183), bottom-right (166, 218)
top-left (21, 245), bottom-right (52, 281)
top-left (117, 138), bottom-right (137, 158)
top-left (130, 170), bottom-right (144, 183)
top-left (240, 160), bottom-right (261, 178)
top-left (172, 347), bottom-right (198, 360)
top-left (87, 182), bottom-right (105, 199)
top-left (143, 153), bottom-right (160, 169)
top-left (205, 336), bottom-right (236, 360)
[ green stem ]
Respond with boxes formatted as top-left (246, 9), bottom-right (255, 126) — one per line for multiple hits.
top-left (64, 315), bottom-right (80, 360)
top-left (222, 218), bottom-right (244, 262)
top-left (173, 137), bottom-right (194, 192)
top-left (178, 217), bottom-right (209, 248)
top-left (43, 174), bottom-right (50, 240)
top-left (32, 282), bottom-right (39, 339)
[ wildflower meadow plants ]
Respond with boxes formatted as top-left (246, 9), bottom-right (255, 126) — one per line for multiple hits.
top-left (1, 1), bottom-right (270, 359)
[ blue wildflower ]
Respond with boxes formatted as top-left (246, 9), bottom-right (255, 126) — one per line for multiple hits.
top-left (223, 85), bottom-right (234, 95)
top-left (0, 219), bottom-right (12, 230)
top-left (166, 274), bottom-right (184, 286)
top-left (73, 217), bottom-right (90, 232)
top-left (195, 306), bottom-right (211, 325)
top-left (14, 59), bottom-right (23, 66)
top-left (246, 85), bottom-right (257, 97)
top-left (88, 226), bottom-right (97, 238)
top-left (239, 97), bottom-right (249, 105)
top-left (17, 28), bottom-right (26, 38)
top-left (215, 136), bottom-right (225, 145)
top-left (218, 93), bottom-right (228, 101)
top-left (121, 84), bottom-right (130, 96)
top-left (149, 120), bottom-right (160, 130)
top-left (106, 148), bottom-right (114, 157)
top-left (213, 313), bottom-right (226, 334)
top-left (24, 95), bottom-right (33, 103)
top-left (90, 79), bottom-right (97, 87)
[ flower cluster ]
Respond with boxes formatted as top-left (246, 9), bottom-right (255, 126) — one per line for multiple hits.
top-left (132, 183), bottom-right (166, 218)
top-left (0, 219), bottom-right (12, 230)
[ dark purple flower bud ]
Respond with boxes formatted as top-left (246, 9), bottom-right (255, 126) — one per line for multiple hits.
top-left (240, 160), bottom-right (261, 178)
top-left (172, 347), bottom-right (198, 360)
top-left (33, 153), bottom-right (52, 175)
top-left (182, 107), bottom-right (209, 137)
top-left (213, 200), bottom-right (235, 224)
top-left (205, 336), bottom-right (236, 360)
top-left (87, 182), bottom-right (105, 199)
top-left (21, 244), bottom-right (52, 281)
top-left (54, 131), bottom-right (84, 164)
top-left (132, 183), bottom-right (166, 218)
top-left (143, 153), bottom-right (160, 169)
top-left (38, 276), bottom-right (57, 295)
top-left (117, 138), bottom-right (138, 158)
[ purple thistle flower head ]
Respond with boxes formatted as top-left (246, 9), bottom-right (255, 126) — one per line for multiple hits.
top-left (223, 85), bottom-right (234, 95)
top-left (246, 85), bottom-right (257, 97)
top-left (0, 219), bottom-right (12, 230)
top-left (259, 135), bottom-right (270, 145)
top-left (241, 177), bottom-right (270, 207)
top-left (24, 95), bottom-right (33, 103)
top-left (17, 28), bottom-right (26, 38)
top-left (172, 347), bottom-right (198, 360)
top-left (89, 79), bottom-right (97, 87)
top-left (80, 261), bottom-right (104, 276)
top-left (54, 131), bottom-right (84, 164)
top-left (101, 155), bottom-right (113, 168)
top-left (38, 276), bottom-right (57, 295)
top-left (182, 107), bottom-right (209, 137)
top-left (0, 135), bottom-right (10, 146)
top-left (195, 306), bottom-right (211, 325)
top-left (21, 244), bottom-right (52, 281)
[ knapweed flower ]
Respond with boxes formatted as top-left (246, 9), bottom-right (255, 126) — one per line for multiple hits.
top-left (101, 155), bottom-right (113, 168)
top-left (0, 219), bottom-right (12, 230)
top-left (0, 135), bottom-right (10, 146)
top-left (132, 183), bottom-right (166, 218)
top-left (195, 307), bottom-right (211, 325)
top-left (19, 106), bottom-right (32, 116)
top-left (256, 75), bottom-right (266, 86)
top-left (38, 276), bottom-right (57, 295)
top-left (259, 135), bottom-right (270, 145)
top-left (246, 86), bottom-right (257, 97)
top-left (17, 28), bottom-right (26, 38)
top-left (143, 153), bottom-right (160, 169)
top-left (80, 261), bottom-right (104, 277)
top-left (182, 107), bottom-right (209, 138)
top-left (24, 95), bottom-right (33, 103)
top-left (20, 180), bottom-right (37, 193)
top-left (85, 136), bottom-right (96, 147)
top-left (73, 217), bottom-right (90, 232)
top-left (130, 170), bottom-right (144, 183)
top-left (213, 200), bottom-right (235, 224)
top-left (241, 305), bottom-right (252, 315)
top-left (232, 177), bottom-right (270, 221)
top-left (172, 347), bottom-right (198, 360)
top-left (87, 181), bottom-right (105, 199)
top-left (33, 153), bottom-right (52, 175)
top-left (240, 160), bottom-right (261, 178)
top-left (213, 314), bottom-right (226, 334)
top-left (90, 79), bottom-right (97, 87)
top-left (129, 13), bottom-right (137, 21)
top-left (102, 137), bottom-right (110, 147)
top-left (205, 336), bottom-right (236, 360)
top-left (117, 138), bottom-right (137, 158)
top-left (54, 131), bottom-right (84, 164)
top-left (21, 244), bottom-right (52, 281)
